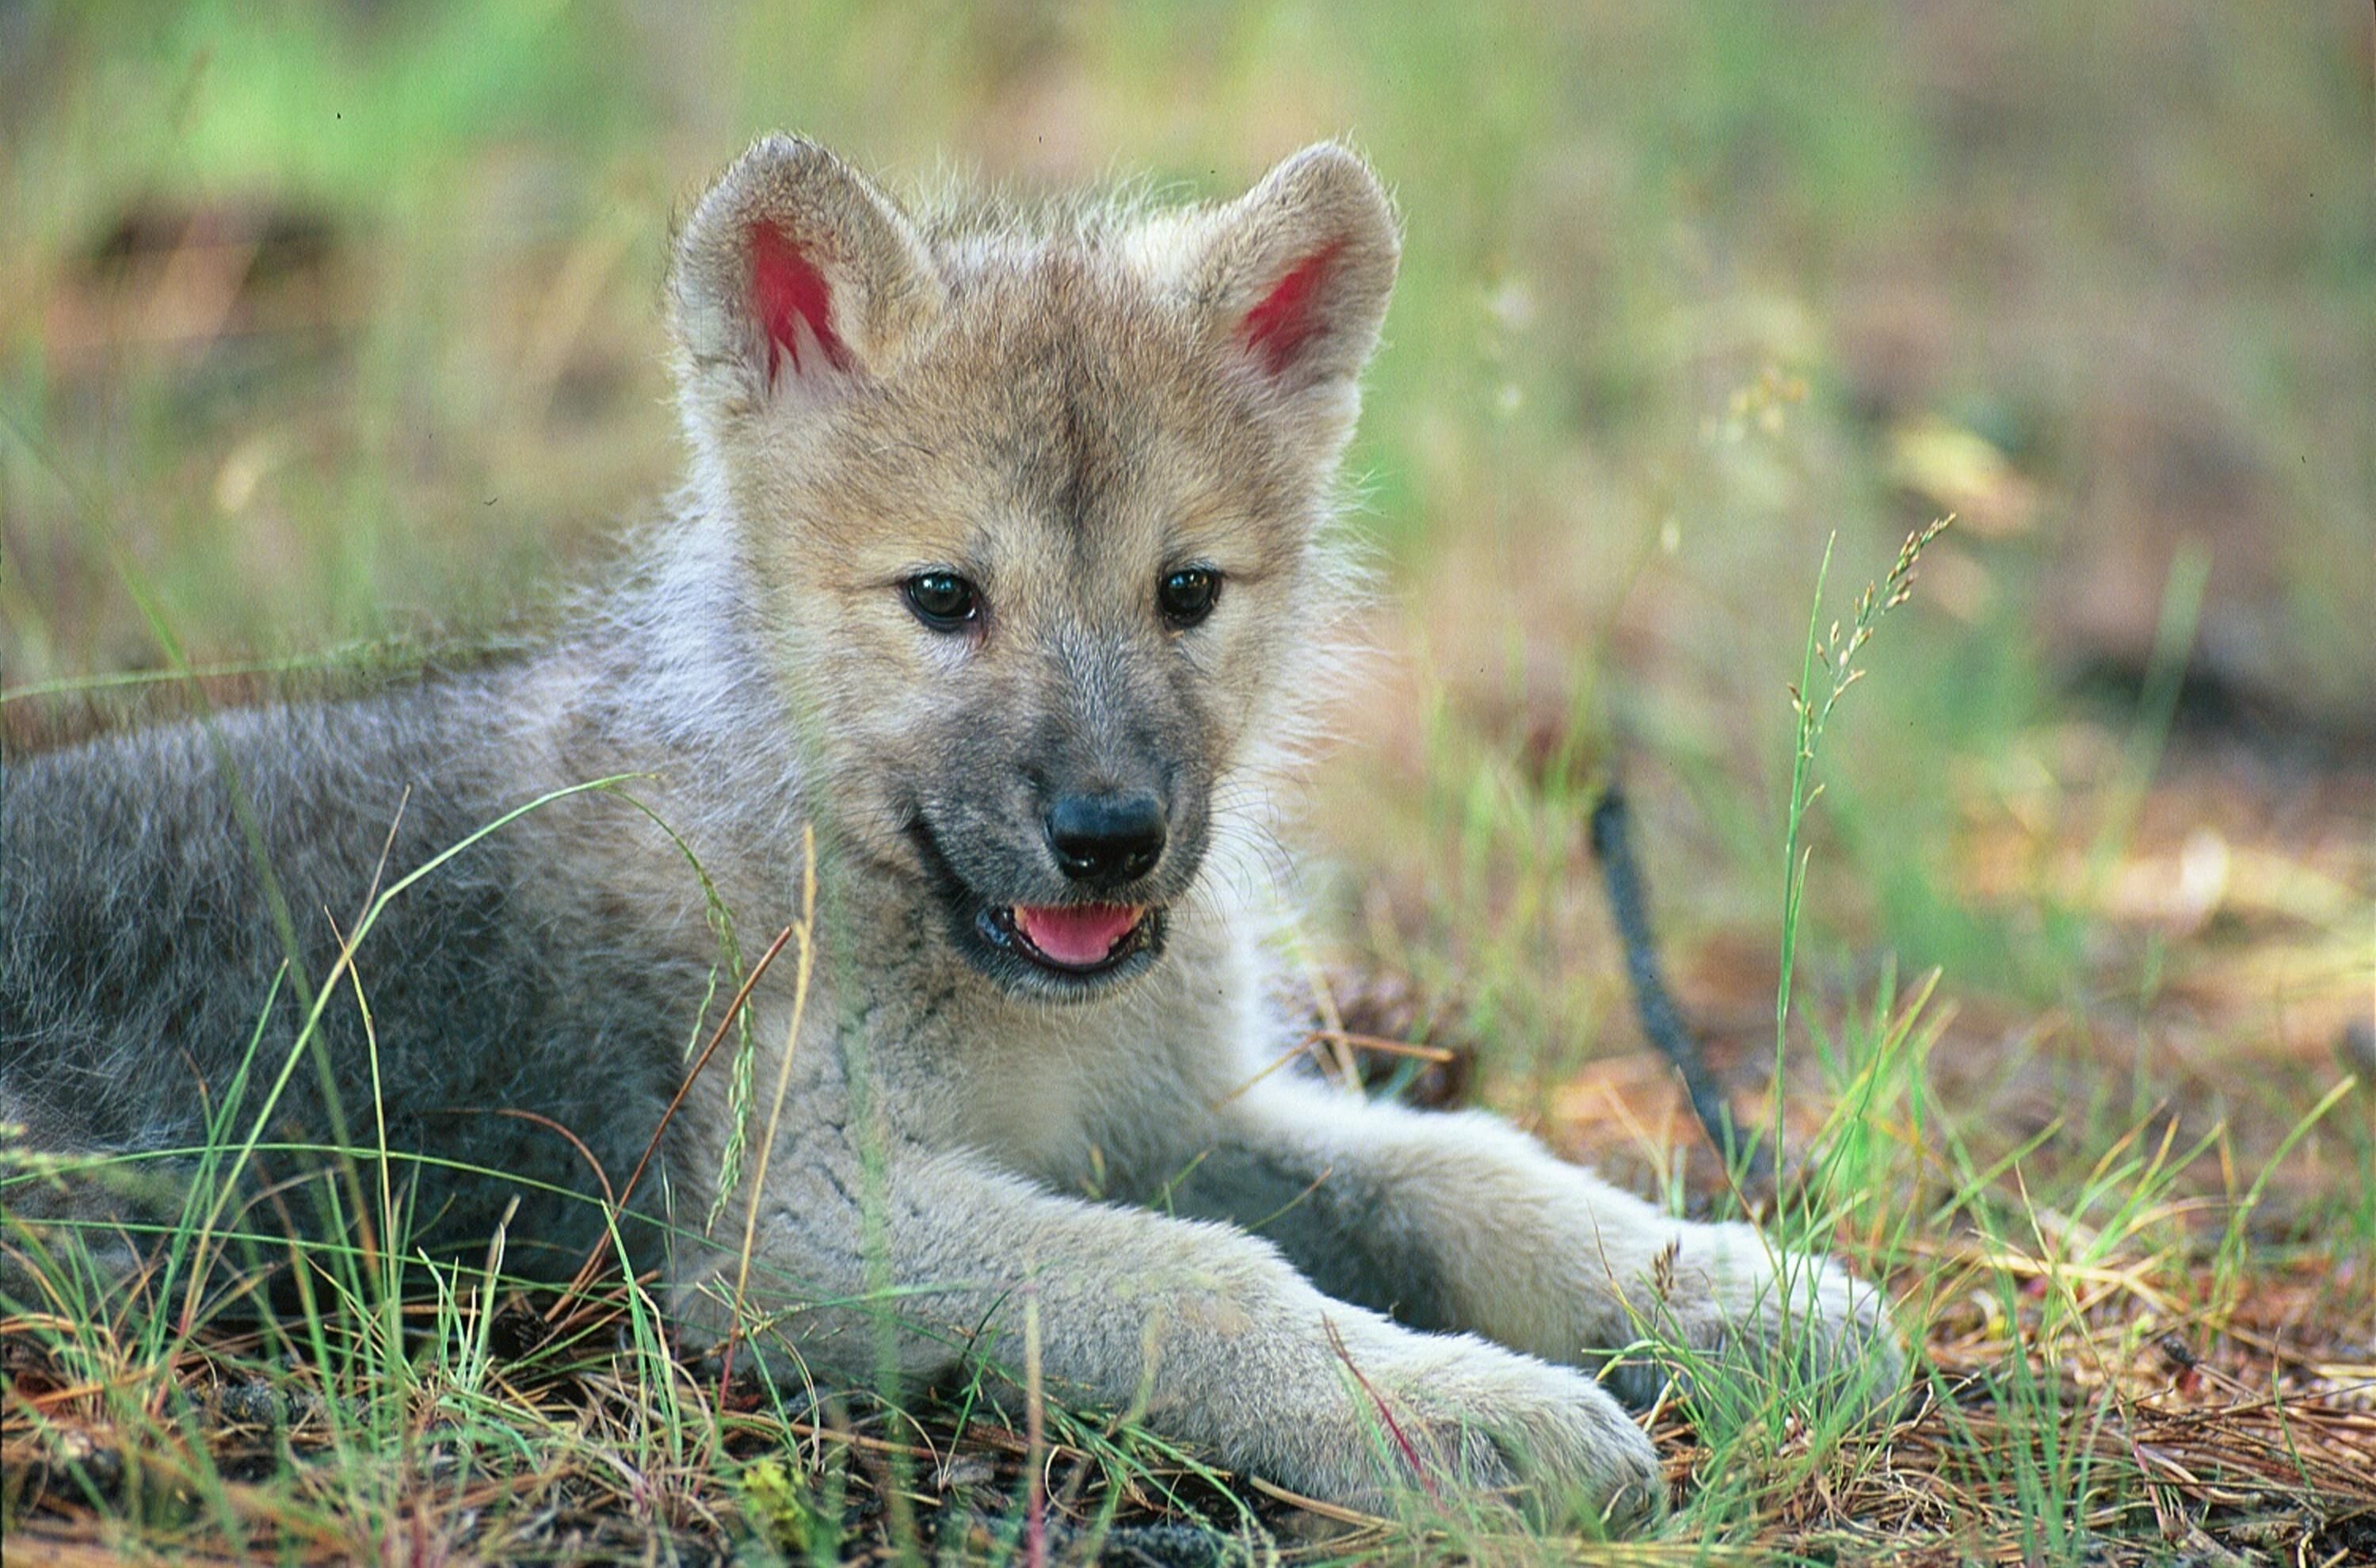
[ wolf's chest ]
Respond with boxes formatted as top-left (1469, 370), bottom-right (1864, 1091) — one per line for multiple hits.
top-left (952, 997), bottom-right (1253, 1200)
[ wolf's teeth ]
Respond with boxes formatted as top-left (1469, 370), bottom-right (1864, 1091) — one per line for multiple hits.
top-left (975, 906), bottom-right (1017, 950)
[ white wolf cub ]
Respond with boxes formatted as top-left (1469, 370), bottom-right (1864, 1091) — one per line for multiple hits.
top-left (0, 135), bottom-right (1899, 1527)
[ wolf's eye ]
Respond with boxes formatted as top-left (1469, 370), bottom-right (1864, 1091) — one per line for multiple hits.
top-left (903, 571), bottom-right (979, 630)
top-left (1158, 567), bottom-right (1219, 628)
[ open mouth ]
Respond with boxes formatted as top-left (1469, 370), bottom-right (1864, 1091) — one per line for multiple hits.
top-left (976, 902), bottom-right (1156, 976)
top-left (902, 815), bottom-right (1172, 994)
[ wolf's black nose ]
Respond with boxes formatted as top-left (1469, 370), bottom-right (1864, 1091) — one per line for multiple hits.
top-left (1046, 792), bottom-right (1166, 883)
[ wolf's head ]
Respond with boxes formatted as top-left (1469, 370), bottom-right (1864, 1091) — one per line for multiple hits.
top-left (665, 136), bottom-right (1397, 1001)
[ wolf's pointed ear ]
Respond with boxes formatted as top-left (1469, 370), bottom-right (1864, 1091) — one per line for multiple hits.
top-left (669, 136), bottom-right (941, 424)
top-left (1188, 144), bottom-right (1399, 400)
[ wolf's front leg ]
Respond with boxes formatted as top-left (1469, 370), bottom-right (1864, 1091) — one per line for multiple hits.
top-left (1161, 1079), bottom-right (1901, 1411)
top-left (677, 1146), bottom-right (1661, 1526)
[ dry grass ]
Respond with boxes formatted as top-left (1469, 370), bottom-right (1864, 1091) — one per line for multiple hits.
top-left (6, 1078), bottom-right (2370, 1565)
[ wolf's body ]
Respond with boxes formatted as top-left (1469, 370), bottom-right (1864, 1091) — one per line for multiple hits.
top-left (2, 139), bottom-right (1897, 1525)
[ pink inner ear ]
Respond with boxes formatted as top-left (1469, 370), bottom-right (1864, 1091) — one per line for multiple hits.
top-left (750, 222), bottom-right (853, 385)
top-left (1238, 240), bottom-right (1345, 377)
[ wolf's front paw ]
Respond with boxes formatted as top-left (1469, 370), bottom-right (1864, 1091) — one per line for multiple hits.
top-left (1298, 1331), bottom-right (1665, 1533)
top-left (1606, 1227), bottom-right (1904, 1418)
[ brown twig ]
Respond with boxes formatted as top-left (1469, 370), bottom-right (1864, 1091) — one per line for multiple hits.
top-left (555, 921), bottom-right (799, 1310)
top-left (1324, 1314), bottom-right (1440, 1505)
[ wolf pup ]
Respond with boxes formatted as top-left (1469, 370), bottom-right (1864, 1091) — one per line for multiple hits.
top-left (2, 136), bottom-right (1898, 1527)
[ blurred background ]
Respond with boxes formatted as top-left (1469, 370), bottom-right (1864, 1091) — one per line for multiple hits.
top-left (2, 2), bottom-right (2369, 1214)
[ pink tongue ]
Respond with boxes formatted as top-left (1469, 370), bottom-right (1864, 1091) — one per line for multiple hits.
top-left (1013, 904), bottom-right (1142, 967)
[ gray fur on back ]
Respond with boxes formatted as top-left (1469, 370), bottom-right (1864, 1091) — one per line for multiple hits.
top-left (1, 640), bottom-right (749, 1269)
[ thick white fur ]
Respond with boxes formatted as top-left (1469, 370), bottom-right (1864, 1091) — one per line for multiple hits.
top-left (624, 137), bottom-right (1905, 1529)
